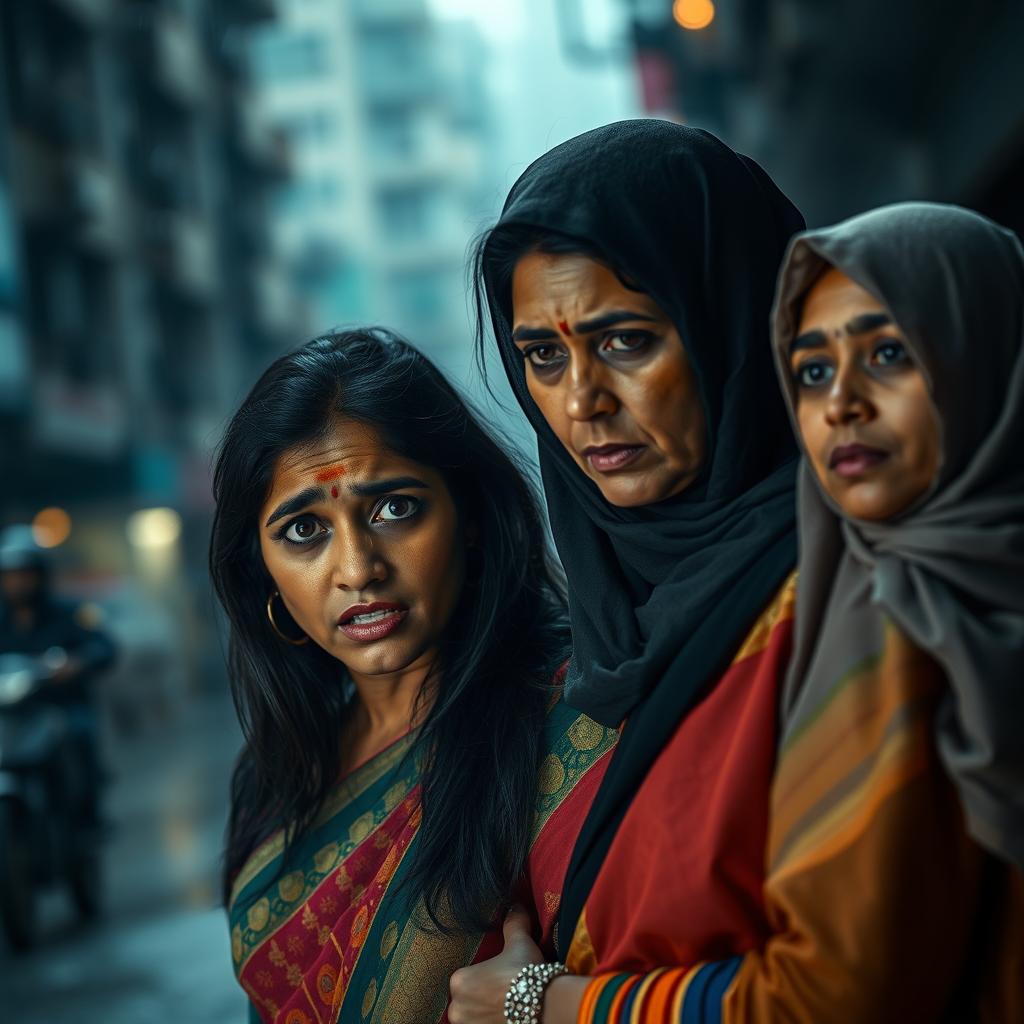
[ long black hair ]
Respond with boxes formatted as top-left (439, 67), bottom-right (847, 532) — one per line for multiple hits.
top-left (210, 328), bottom-right (568, 931)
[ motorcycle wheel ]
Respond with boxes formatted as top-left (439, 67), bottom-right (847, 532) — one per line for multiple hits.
top-left (0, 796), bottom-right (37, 951)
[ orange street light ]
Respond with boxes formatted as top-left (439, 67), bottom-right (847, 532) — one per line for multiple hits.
top-left (673, 0), bottom-right (715, 31)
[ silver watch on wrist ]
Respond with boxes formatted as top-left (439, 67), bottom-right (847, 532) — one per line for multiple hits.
top-left (503, 962), bottom-right (568, 1024)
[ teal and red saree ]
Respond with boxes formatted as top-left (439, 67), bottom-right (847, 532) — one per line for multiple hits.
top-left (228, 695), bottom-right (617, 1023)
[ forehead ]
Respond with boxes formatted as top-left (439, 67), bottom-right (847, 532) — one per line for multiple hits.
top-left (798, 267), bottom-right (886, 329)
top-left (511, 251), bottom-right (659, 320)
top-left (263, 419), bottom-right (433, 504)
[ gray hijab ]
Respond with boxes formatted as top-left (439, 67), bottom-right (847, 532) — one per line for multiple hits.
top-left (771, 202), bottom-right (1024, 868)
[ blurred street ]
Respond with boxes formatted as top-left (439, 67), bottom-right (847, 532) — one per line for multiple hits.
top-left (0, 687), bottom-right (247, 1024)
top-left (1, 1), bottom-right (1020, 1020)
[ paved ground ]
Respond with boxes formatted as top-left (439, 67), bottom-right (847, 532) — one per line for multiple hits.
top-left (0, 687), bottom-right (250, 1023)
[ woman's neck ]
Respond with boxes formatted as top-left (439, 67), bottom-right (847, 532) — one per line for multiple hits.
top-left (344, 652), bottom-right (438, 754)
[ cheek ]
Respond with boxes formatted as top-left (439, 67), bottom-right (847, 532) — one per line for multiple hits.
top-left (403, 517), bottom-right (464, 611)
top-left (263, 547), bottom-right (321, 609)
top-left (525, 375), bottom-right (570, 441)
top-left (627, 354), bottom-right (703, 452)
top-left (258, 537), bottom-right (285, 592)
top-left (795, 402), bottom-right (827, 461)
top-left (887, 384), bottom-right (940, 479)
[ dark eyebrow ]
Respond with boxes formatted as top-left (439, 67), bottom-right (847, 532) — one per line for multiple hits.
top-left (512, 309), bottom-right (657, 343)
top-left (573, 309), bottom-right (657, 334)
top-left (790, 311), bottom-right (895, 355)
top-left (845, 311), bottom-right (893, 335)
top-left (265, 486), bottom-right (326, 528)
top-left (790, 329), bottom-right (828, 354)
top-left (348, 476), bottom-right (430, 498)
top-left (511, 326), bottom-right (558, 342)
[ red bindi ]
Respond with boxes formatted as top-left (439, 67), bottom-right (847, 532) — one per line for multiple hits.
top-left (558, 320), bottom-right (572, 337)
top-left (315, 465), bottom-right (346, 483)
top-left (331, 485), bottom-right (339, 499)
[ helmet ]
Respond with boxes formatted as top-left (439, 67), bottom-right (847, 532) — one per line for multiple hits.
top-left (0, 524), bottom-right (47, 573)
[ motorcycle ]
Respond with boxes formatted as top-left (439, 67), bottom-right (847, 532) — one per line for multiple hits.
top-left (0, 650), bottom-right (103, 950)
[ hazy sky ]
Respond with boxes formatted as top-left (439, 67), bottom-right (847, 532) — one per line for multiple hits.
top-left (429, 0), bottom-right (527, 39)
top-left (425, 0), bottom-right (643, 442)
top-left (430, 0), bottom-right (642, 211)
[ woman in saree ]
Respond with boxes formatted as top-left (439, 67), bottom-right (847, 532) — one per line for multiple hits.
top-left (449, 120), bottom-right (805, 1022)
top-left (211, 329), bottom-right (618, 1024)
top-left (453, 177), bottom-right (1024, 1019)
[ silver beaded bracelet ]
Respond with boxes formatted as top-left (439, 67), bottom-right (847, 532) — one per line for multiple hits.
top-left (503, 962), bottom-right (567, 1024)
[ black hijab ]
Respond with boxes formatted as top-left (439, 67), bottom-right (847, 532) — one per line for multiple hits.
top-left (478, 120), bottom-right (805, 952)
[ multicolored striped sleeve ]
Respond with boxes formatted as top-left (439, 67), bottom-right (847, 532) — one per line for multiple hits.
top-left (578, 961), bottom-right (742, 1024)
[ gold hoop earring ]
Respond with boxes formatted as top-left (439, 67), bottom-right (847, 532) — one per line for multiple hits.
top-left (267, 590), bottom-right (309, 646)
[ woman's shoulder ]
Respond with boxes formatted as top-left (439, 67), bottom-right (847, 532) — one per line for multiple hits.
top-left (540, 661), bottom-right (619, 759)
top-left (732, 568), bottom-right (798, 665)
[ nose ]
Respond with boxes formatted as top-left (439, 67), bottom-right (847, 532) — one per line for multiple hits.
top-left (330, 525), bottom-right (387, 592)
top-left (564, 355), bottom-right (617, 422)
top-left (824, 362), bottom-right (874, 427)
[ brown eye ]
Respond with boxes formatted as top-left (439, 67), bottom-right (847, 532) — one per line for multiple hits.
top-left (373, 496), bottom-right (421, 523)
top-left (283, 516), bottom-right (325, 545)
top-left (526, 344), bottom-right (562, 367)
top-left (794, 359), bottom-right (833, 389)
top-left (872, 340), bottom-right (910, 367)
top-left (602, 332), bottom-right (650, 353)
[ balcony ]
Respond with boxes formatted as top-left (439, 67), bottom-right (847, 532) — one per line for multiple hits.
top-left (252, 259), bottom-right (300, 336)
top-left (142, 212), bottom-right (219, 299)
top-left (67, 156), bottom-right (127, 253)
top-left (119, 8), bottom-right (207, 108)
top-left (233, 96), bottom-right (290, 179)
top-left (9, 134), bottom-right (127, 252)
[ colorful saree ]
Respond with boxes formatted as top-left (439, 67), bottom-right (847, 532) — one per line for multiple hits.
top-left (578, 615), bottom-right (1024, 1023)
top-left (566, 571), bottom-right (796, 986)
top-left (228, 694), bottom-right (617, 1024)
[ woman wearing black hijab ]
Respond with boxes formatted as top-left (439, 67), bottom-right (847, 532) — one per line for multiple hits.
top-left (448, 121), bottom-right (805, 1022)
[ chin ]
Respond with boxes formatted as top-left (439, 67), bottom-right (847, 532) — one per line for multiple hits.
top-left (597, 486), bottom-right (652, 508)
top-left (349, 647), bottom-right (416, 676)
top-left (829, 484), bottom-right (909, 522)
top-left (596, 472), bottom-right (696, 508)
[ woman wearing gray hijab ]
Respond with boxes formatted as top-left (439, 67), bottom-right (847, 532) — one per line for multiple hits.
top-left (760, 201), bottom-right (1024, 1022)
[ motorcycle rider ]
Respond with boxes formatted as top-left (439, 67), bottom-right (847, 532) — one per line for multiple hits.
top-left (0, 524), bottom-right (115, 827)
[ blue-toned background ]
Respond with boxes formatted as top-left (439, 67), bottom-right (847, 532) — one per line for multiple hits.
top-left (0, 1), bottom-right (1020, 1020)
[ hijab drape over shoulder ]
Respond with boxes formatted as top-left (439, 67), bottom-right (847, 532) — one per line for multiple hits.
top-left (772, 201), bottom-right (1024, 868)
top-left (480, 120), bottom-right (804, 947)
top-left (483, 120), bottom-right (803, 727)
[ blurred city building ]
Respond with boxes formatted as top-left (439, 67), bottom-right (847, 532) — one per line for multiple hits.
top-left (622, 0), bottom-right (1024, 235)
top-left (250, 0), bottom-right (490, 377)
top-left (0, 0), bottom-right (308, 708)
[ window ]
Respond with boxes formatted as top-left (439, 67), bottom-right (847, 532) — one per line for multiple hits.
top-left (377, 186), bottom-right (437, 239)
top-left (281, 109), bottom-right (336, 146)
top-left (252, 31), bottom-right (328, 82)
top-left (275, 176), bottom-right (343, 215)
top-left (370, 111), bottom-right (417, 158)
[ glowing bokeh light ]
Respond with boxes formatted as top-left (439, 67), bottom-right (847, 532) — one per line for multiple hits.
top-left (126, 507), bottom-right (182, 549)
top-left (673, 0), bottom-right (715, 31)
top-left (32, 507), bottom-right (72, 548)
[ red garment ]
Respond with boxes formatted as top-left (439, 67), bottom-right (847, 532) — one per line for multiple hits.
top-left (568, 578), bottom-right (796, 974)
